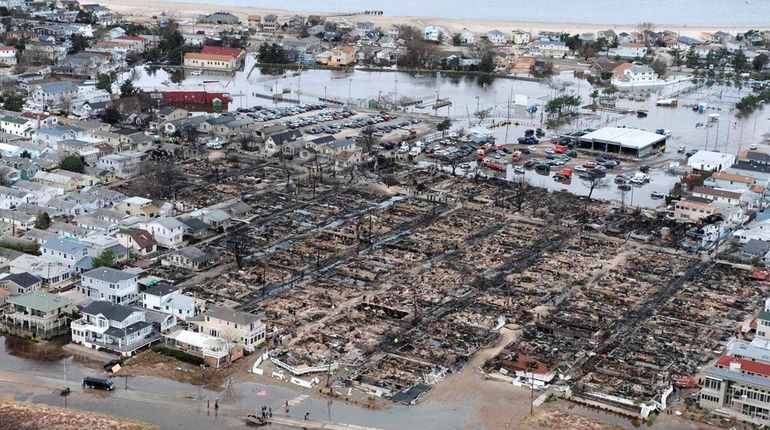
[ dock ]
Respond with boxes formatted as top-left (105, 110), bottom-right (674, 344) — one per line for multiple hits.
top-left (244, 415), bottom-right (385, 430)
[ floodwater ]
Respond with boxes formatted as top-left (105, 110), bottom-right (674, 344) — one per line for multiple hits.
top-left (166, 0), bottom-right (769, 26)
top-left (132, 60), bottom-right (770, 205)
top-left (0, 335), bottom-right (476, 430)
top-left (132, 58), bottom-right (770, 154)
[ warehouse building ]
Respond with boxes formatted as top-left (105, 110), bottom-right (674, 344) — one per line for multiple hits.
top-left (575, 127), bottom-right (667, 158)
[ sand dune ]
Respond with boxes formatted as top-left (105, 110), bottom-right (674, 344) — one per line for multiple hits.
top-left (102, 0), bottom-right (748, 38)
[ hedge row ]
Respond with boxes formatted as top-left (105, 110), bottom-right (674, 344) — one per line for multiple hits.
top-left (151, 345), bottom-right (205, 366)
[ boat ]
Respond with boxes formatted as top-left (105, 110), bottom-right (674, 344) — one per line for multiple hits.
top-left (636, 110), bottom-right (648, 118)
top-left (414, 73), bottom-right (425, 78)
top-left (651, 191), bottom-right (665, 199)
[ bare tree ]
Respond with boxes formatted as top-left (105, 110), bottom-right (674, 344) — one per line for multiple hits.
top-left (219, 327), bottom-right (241, 366)
top-left (581, 174), bottom-right (610, 200)
top-left (359, 125), bottom-right (377, 153)
top-left (395, 25), bottom-right (422, 42)
top-left (618, 186), bottom-right (630, 213)
top-left (226, 229), bottom-right (251, 269)
top-left (397, 40), bottom-right (440, 68)
top-left (474, 108), bottom-right (493, 125)
top-left (509, 175), bottom-right (531, 213)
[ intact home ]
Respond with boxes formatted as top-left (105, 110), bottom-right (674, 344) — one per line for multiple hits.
top-left (71, 300), bottom-right (159, 356)
top-left (78, 267), bottom-right (139, 305)
top-left (188, 305), bottom-right (266, 352)
top-left (142, 283), bottom-right (197, 321)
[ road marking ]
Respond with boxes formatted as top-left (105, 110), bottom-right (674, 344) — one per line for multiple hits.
top-left (287, 394), bottom-right (309, 407)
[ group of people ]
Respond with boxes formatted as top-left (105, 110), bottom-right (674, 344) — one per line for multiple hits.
top-left (259, 405), bottom-right (273, 419)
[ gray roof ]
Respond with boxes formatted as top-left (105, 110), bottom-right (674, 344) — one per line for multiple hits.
top-left (705, 365), bottom-right (770, 390)
top-left (732, 160), bottom-right (770, 174)
top-left (43, 237), bottom-right (87, 254)
top-left (198, 305), bottom-right (259, 325)
top-left (742, 239), bottom-right (770, 255)
top-left (83, 267), bottom-right (136, 283)
top-left (144, 282), bottom-right (180, 297)
top-left (311, 135), bottom-right (336, 145)
top-left (181, 217), bottom-right (208, 232)
top-left (178, 246), bottom-right (214, 263)
top-left (269, 130), bottom-right (303, 145)
top-left (327, 138), bottom-right (355, 150)
top-left (37, 81), bottom-right (77, 94)
top-left (80, 300), bottom-right (136, 321)
top-left (105, 320), bottom-right (152, 337)
top-left (0, 272), bottom-right (42, 288)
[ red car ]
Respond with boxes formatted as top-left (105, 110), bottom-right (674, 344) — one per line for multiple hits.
top-left (583, 161), bottom-right (597, 169)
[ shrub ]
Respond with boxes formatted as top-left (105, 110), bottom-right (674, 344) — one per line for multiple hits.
top-left (151, 345), bottom-right (204, 366)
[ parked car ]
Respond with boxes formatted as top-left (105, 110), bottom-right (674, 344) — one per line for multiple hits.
top-left (685, 149), bottom-right (699, 157)
top-left (583, 162), bottom-right (597, 169)
top-left (82, 376), bottom-right (115, 391)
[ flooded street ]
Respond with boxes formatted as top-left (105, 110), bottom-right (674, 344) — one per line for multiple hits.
top-left (0, 336), bottom-right (478, 429)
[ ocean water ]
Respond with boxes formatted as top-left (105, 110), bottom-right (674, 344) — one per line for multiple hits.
top-left (177, 0), bottom-right (769, 26)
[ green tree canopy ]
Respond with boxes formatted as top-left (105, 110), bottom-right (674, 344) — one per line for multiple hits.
top-left (2, 93), bottom-right (24, 111)
top-left (753, 53), bottom-right (769, 72)
top-left (34, 212), bottom-right (51, 230)
top-left (92, 249), bottom-right (117, 268)
top-left (120, 79), bottom-right (139, 98)
top-left (96, 73), bottom-right (112, 93)
top-left (59, 155), bottom-right (85, 173)
top-left (101, 105), bottom-right (121, 125)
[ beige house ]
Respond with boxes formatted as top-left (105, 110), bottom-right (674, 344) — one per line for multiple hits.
top-left (188, 305), bottom-right (266, 352)
top-left (116, 197), bottom-right (159, 219)
top-left (184, 53), bottom-right (237, 71)
top-left (164, 329), bottom-right (243, 368)
top-left (674, 197), bottom-right (715, 222)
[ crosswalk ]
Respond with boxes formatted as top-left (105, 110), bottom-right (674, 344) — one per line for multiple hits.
top-left (287, 393), bottom-right (309, 407)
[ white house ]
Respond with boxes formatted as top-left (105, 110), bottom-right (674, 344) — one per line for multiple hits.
top-left (538, 40), bottom-right (569, 58)
top-left (610, 63), bottom-right (663, 90)
top-left (40, 238), bottom-right (90, 271)
top-left (0, 115), bottom-right (36, 138)
top-left (70, 300), bottom-right (158, 356)
top-left (0, 45), bottom-right (17, 66)
top-left (609, 43), bottom-right (648, 59)
top-left (142, 217), bottom-right (187, 249)
top-left (0, 185), bottom-right (34, 209)
top-left (29, 81), bottom-right (78, 112)
top-left (487, 30), bottom-right (506, 46)
top-left (459, 29), bottom-right (475, 45)
top-left (511, 29), bottom-right (531, 45)
top-left (95, 152), bottom-right (143, 179)
top-left (687, 151), bottom-right (736, 172)
top-left (79, 267), bottom-right (139, 305)
top-left (142, 283), bottom-right (197, 321)
top-left (424, 26), bottom-right (441, 42)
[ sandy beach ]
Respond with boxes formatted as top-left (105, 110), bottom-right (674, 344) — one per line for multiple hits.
top-left (102, 0), bottom-right (753, 38)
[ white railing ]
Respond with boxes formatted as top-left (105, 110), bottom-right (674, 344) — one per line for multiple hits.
top-left (269, 356), bottom-right (339, 376)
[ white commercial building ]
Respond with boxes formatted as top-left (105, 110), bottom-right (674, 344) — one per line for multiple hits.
top-left (576, 127), bottom-right (668, 158)
top-left (687, 151), bottom-right (736, 172)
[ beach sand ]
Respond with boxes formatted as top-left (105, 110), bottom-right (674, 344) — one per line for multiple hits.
top-left (102, 0), bottom-right (751, 38)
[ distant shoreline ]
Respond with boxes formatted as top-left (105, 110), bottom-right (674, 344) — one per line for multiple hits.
top-left (102, 0), bottom-right (760, 38)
